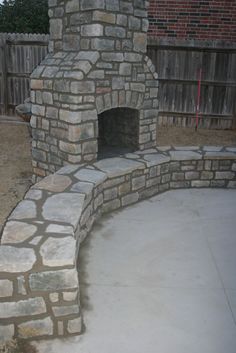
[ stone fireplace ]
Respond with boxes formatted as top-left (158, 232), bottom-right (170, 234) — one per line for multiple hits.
top-left (30, 0), bottom-right (159, 180)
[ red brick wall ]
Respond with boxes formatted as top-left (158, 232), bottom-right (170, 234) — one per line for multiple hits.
top-left (148, 0), bottom-right (236, 42)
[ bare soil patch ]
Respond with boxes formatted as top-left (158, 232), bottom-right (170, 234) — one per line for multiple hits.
top-left (0, 124), bottom-right (32, 231)
top-left (157, 127), bottom-right (236, 146)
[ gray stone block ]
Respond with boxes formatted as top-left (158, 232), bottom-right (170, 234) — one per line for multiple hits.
top-left (0, 246), bottom-right (36, 273)
top-left (42, 193), bottom-right (84, 227)
top-left (25, 189), bottom-right (43, 201)
top-left (49, 293), bottom-right (59, 303)
top-left (210, 180), bottom-right (226, 187)
top-left (63, 291), bottom-right (78, 301)
top-left (169, 162), bottom-right (181, 172)
top-left (185, 171), bottom-right (200, 180)
top-left (29, 269), bottom-right (78, 291)
top-left (66, 0), bottom-right (80, 13)
top-left (204, 152), bottom-right (236, 160)
top-left (117, 14), bottom-right (127, 26)
top-left (124, 53), bottom-right (142, 62)
top-left (129, 16), bottom-right (141, 30)
top-left (88, 70), bottom-right (105, 79)
top-left (119, 62), bottom-right (132, 75)
top-left (17, 276), bottom-right (27, 295)
top-left (120, 1), bottom-right (133, 13)
top-left (161, 174), bottom-right (171, 184)
top-left (52, 305), bottom-right (79, 317)
top-left (170, 181), bottom-right (190, 189)
top-left (133, 32), bottom-right (147, 52)
top-left (102, 52), bottom-right (124, 62)
top-left (81, 0), bottom-right (105, 10)
top-left (0, 297), bottom-right (46, 319)
top-left (50, 19), bottom-right (62, 39)
top-left (215, 171), bottom-right (234, 180)
top-left (170, 151), bottom-right (202, 161)
top-left (31, 104), bottom-right (45, 117)
top-left (81, 24), bottom-right (104, 37)
top-left (0, 325), bottom-right (14, 342)
top-left (32, 148), bottom-right (47, 163)
top-left (63, 34), bottom-right (80, 51)
top-left (67, 317), bottom-right (82, 334)
top-left (122, 192), bottom-right (139, 206)
top-left (201, 171), bottom-right (214, 180)
top-left (42, 66), bottom-right (59, 78)
top-left (40, 236), bottom-right (76, 267)
top-left (103, 199), bottom-right (121, 213)
top-left (112, 77), bottom-right (125, 90)
top-left (82, 141), bottom-right (97, 154)
top-left (104, 176), bottom-right (125, 188)
top-left (71, 81), bottom-right (95, 94)
top-left (105, 26), bottom-right (126, 38)
top-left (1, 221), bottom-right (37, 244)
top-left (132, 175), bottom-right (146, 190)
top-left (18, 317), bottom-right (53, 338)
top-left (191, 180), bottom-right (210, 188)
top-left (42, 92), bottom-right (53, 105)
top-left (64, 71), bottom-right (84, 80)
top-left (75, 168), bottom-right (106, 185)
top-left (94, 157), bottom-right (144, 177)
top-left (59, 141), bottom-right (81, 155)
top-left (93, 10), bottom-right (116, 23)
top-left (172, 172), bottom-right (185, 181)
top-left (104, 187), bottom-right (118, 201)
top-left (71, 181), bottom-right (94, 194)
top-left (142, 154), bottom-right (170, 167)
top-left (91, 38), bottom-right (114, 50)
top-left (54, 79), bottom-right (70, 92)
top-left (0, 280), bottom-right (13, 298)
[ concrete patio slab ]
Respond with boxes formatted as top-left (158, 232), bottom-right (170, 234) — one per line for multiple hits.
top-left (35, 189), bottom-right (236, 353)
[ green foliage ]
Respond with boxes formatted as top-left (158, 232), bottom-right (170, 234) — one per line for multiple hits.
top-left (0, 0), bottom-right (49, 34)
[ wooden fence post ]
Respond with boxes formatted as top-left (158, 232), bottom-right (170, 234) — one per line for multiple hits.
top-left (1, 38), bottom-right (8, 115)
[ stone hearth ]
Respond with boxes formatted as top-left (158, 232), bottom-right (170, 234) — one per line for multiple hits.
top-left (30, 0), bottom-right (158, 180)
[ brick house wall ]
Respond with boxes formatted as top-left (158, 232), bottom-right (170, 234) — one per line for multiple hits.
top-left (148, 0), bottom-right (236, 42)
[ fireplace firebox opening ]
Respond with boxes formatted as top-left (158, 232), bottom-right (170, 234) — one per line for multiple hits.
top-left (98, 108), bottom-right (139, 160)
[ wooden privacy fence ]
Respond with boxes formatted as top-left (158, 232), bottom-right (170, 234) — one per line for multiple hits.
top-left (0, 33), bottom-right (235, 129)
top-left (0, 33), bottom-right (49, 116)
top-left (147, 38), bottom-right (236, 129)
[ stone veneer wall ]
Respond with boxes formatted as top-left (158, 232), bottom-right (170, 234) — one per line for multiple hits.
top-left (30, 0), bottom-right (159, 180)
top-left (0, 146), bottom-right (236, 342)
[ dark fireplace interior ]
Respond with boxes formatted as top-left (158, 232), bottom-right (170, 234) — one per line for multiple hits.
top-left (98, 108), bottom-right (139, 160)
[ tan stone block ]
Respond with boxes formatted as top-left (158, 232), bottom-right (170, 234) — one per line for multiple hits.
top-left (31, 79), bottom-right (44, 90)
top-left (35, 174), bottom-right (72, 192)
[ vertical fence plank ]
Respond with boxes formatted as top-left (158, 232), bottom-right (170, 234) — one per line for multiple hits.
top-left (1, 38), bottom-right (8, 115)
top-left (0, 33), bottom-right (49, 116)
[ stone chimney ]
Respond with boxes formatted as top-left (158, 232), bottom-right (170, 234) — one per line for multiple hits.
top-left (30, 0), bottom-right (158, 180)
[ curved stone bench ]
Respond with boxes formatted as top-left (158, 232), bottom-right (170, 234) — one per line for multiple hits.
top-left (0, 146), bottom-right (236, 341)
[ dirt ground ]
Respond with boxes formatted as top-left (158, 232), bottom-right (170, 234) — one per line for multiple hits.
top-left (157, 126), bottom-right (236, 146)
top-left (0, 123), bottom-right (236, 232)
top-left (0, 124), bottom-right (32, 231)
